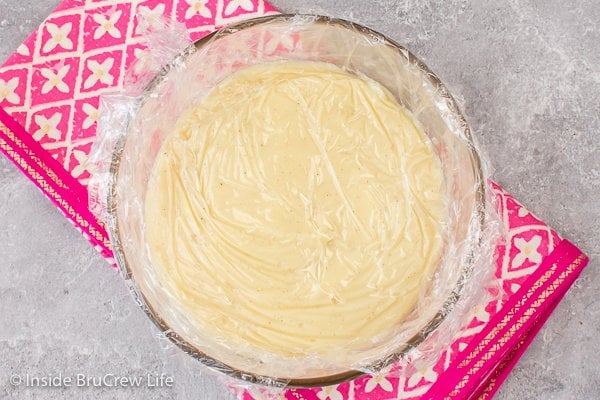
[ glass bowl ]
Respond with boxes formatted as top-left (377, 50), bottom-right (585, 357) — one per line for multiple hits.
top-left (107, 14), bottom-right (486, 387)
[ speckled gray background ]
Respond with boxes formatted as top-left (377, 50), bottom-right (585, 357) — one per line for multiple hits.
top-left (0, 1), bottom-right (598, 399)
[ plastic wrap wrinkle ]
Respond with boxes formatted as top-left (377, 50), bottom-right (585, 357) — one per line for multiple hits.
top-left (89, 14), bottom-right (502, 388)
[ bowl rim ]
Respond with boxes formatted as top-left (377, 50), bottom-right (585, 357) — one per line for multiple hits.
top-left (106, 13), bottom-right (486, 388)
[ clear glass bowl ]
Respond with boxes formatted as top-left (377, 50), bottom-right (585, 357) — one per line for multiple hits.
top-left (107, 14), bottom-right (485, 387)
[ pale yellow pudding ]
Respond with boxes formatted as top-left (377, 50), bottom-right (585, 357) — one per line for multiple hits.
top-left (144, 61), bottom-right (447, 365)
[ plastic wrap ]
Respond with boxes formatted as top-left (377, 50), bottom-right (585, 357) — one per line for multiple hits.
top-left (89, 14), bottom-right (503, 389)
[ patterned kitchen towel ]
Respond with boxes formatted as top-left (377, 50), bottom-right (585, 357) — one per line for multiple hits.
top-left (0, 1), bottom-right (588, 399)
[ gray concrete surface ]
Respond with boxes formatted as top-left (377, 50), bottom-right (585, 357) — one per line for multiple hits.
top-left (0, 0), bottom-right (598, 399)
